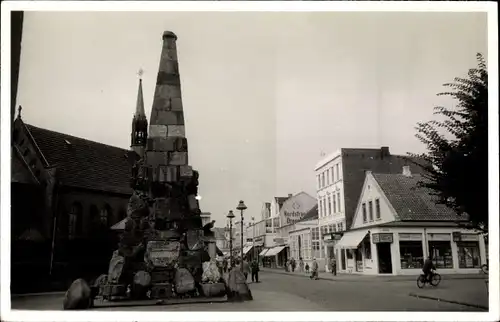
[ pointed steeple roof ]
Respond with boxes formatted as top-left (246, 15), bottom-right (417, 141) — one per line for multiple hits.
top-left (135, 78), bottom-right (146, 118)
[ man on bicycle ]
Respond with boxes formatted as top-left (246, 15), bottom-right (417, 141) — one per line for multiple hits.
top-left (422, 256), bottom-right (436, 282)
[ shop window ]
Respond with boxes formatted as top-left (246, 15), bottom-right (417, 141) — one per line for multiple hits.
top-left (458, 242), bottom-right (481, 268)
top-left (368, 201), bottom-right (374, 221)
top-left (429, 241), bottom-right (453, 269)
top-left (375, 199), bottom-right (381, 219)
top-left (346, 249), bottom-right (353, 259)
top-left (362, 203), bottom-right (367, 223)
top-left (399, 241), bottom-right (423, 269)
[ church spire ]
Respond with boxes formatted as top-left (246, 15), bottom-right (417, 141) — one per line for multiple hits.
top-left (131, 72), bottom-right (148, 157)
top-left (135, 69), bottom-right (146, 118)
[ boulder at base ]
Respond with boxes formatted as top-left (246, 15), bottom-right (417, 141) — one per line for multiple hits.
top-left (174, 268), bottom-right (196, 295)
top-left (63, 278), bottom-right (93, 310)
top-left (227, 268), bottom-right (253, 302)
top-left (202, 260), bottom-right (221, 283)
top-left (132, 270), bottom-right (151, 299)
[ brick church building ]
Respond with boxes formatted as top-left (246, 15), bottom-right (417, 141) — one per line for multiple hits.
top-left (10, 78), bottom-right (148, 293)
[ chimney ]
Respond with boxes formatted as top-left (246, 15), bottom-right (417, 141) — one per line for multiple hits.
top-left (380, 146), bottom-right (390, 159)
top-left (402, 166), bottom-right (412, 177)
top-left (288, 193), bottom-right (293, 198)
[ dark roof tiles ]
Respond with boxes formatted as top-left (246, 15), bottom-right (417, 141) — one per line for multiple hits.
top-left (25, 124), bottom-right (133, 195)
top-left (372, 173), bottom-right (468, 222)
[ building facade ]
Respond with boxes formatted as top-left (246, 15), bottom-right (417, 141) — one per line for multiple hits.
top-left (315, 147), bottom-right (426, 271)
top-left (334, 168), bottom-right (486, 275)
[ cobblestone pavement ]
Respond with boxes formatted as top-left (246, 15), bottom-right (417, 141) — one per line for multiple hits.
top-left (10, 272), bottom-right (488, 311)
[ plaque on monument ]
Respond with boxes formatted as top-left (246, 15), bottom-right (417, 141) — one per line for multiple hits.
top-left (146, 240), bottom-right (181, 267)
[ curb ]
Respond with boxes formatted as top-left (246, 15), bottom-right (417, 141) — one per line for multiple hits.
top-left (408, 293), bottom-right (488, 310)
top-left (11, 291), bottom-right (66, 298)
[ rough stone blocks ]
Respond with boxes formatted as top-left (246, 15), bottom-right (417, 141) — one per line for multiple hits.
top-left (187, 194), bottom-right (199, 212)
top-left (176, 137), bottom-right (188, 152)
top-left (150, 283), bottom-right (173, 299)
top-left (155, 85), bottom-right (181, 100)
top-left (155, 111), bottom-right (178, 125)
top-left (159, 60), bottom-right (179, 75)
top-left (167, 125), bottom-right (185, 137)
top-left (146, 152), bottom-right (169, 167)
top-left (179, 165), bottom-right (193, 178)
top-left (158, 165), bottom-right (178, 182)
top-left (149, 125), bottom-right (168, 138)
top-left (147, 137), bottom-right (175, 152)
top-left (169, 152), bottom-right (188, 165)
top-left (171, 98), bottom-right (183, 111)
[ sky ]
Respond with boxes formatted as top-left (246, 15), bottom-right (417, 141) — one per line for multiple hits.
top-left (16, 11), bottom-right (487, 226)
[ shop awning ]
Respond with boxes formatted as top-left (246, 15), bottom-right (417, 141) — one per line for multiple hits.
top-left (259, 248), bottom-right (269, 256)
top-left (264, 246), bottom-right (286, 257)
top-left (336, 230), bottom-right (368, 249)
top-left (243, 245), bottom-right (254, 255)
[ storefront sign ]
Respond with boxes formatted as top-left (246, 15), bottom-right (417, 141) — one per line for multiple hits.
top-left (283, 211), bottom-right (306, 224)
top-left (460, 234), bottom-right (479, 242)
top-left (273, 238), bottom-right (285, 245)
top-left (399, 233), bottom-right (422, 241)
top-left (372, 233), bottom-right (393, 244)
top-left (428, 233), bottom-right (451, 241)
top-left (255, 236), bottom-right (264, 243)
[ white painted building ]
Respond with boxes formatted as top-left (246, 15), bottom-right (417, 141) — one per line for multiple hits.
top-left (334, 168), bottom-right (486, 275)
top-left (315, 147), bottom-right (427, 272)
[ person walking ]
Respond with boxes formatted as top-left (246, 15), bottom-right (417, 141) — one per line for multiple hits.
top-left (305, 263), bottom-right (310, 274)
top-left (242, 258), bottom-right (251, 281)
top-left (299, 258), bottom-right (304, 273)
top-left (329, 257), bottom-right (337, 276)
top-left (250, 259), bottom-right (260, 283)
top-left (290, 258), bottom-right (296, 272)
top-left (284, 259), bottom-right (289, 272)
top-left (310, 258), bottom-right (319, 280)
top-left (223, 258), bottom-right (228, 273)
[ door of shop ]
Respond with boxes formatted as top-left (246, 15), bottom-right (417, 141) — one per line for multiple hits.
top-left (377, 243), bottom-right (392, 274)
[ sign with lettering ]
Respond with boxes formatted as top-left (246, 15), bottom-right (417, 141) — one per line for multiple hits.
top-left (372, 233), bottom-right (393, 244)
top-left (460, 234), bottom-right (479, 242)
top-left (399, 233), bottom-right (422, 241)
top-left (279, 194), bottom-right (317, 226)
top-left (428, 233), bottom-right (451, 241)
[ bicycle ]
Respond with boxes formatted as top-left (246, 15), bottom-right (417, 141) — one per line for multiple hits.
top-left (481, 263), bottom-right (488, 274)
top-left (417, 271), bottom-right (441, 288)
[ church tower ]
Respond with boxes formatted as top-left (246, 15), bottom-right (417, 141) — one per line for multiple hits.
top-left (131, 76), bottom-right (148, 157)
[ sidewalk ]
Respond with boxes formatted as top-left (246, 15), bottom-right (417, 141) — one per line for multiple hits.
top-left (261, 267), bottom-right (488, 282)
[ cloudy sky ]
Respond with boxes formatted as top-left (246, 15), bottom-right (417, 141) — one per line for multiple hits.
top-left (16, 11), bottom-right (487, 225)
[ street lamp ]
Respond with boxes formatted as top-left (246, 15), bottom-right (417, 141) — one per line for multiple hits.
top-left (236, 200), bottom-right (247, 272)
top-left (227, 210), bottom-right (235, 269)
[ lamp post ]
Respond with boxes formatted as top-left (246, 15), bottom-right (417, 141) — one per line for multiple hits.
top-left (227, 210), bottom-right (235, 269)
top-left (236, 200), bottom-right (247, 272)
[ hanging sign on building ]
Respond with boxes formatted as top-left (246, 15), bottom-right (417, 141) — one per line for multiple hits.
top-left (372, 233), bottom-right (393, 244)
top-left (399, 233), bottom-right (422, 241)
top-left (279, 194), bottom-right (317, 225)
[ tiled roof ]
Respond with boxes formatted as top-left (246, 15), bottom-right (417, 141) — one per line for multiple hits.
top-left (372, 173), bottom-right (468, 222)
top-left (298, 204), bottom-right (318, 222)
top-left (341, 148), bottom-right (428, 229)
top-left (25, 124), bottom-right (134, 195)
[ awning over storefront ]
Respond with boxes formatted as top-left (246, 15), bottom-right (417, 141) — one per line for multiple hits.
top-left (242, 245), bottom-right (254, 255)
top-left (336, 230), bottom-right (368, 249)
top-left (264, 246), bottom-right (286, 257)
top-left (259, 248), bottom-right (269, 256)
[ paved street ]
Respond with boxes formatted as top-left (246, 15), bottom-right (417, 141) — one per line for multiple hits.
top-left (11, 271), bottom-right (488, 311)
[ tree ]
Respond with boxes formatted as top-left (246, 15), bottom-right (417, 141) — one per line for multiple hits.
top-left (409, 53), bottom-right (488, 232)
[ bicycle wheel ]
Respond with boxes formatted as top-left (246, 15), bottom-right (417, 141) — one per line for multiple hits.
top-left (417, 275), bottom-right (426, 288)
top-left (430, 273), bottom-right (441, 286)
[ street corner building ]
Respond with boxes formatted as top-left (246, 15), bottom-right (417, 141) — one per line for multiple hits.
top-left (332, 166), bottom-right (488, 276)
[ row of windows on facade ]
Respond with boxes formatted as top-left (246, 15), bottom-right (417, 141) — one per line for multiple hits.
top-left (317, 163), bottom-right (341, 190)
top-left (66, 202), bottom-right (126, 239)
top-left (318, 192), bottom-right (342, 217)
top-left (349, 238), bottom-right (482, 270)
top-left (362, 199), bottom-right (381, 223)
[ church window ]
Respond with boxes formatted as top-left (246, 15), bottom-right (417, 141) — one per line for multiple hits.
top-left (69, 202), bottom-right (83, 239)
